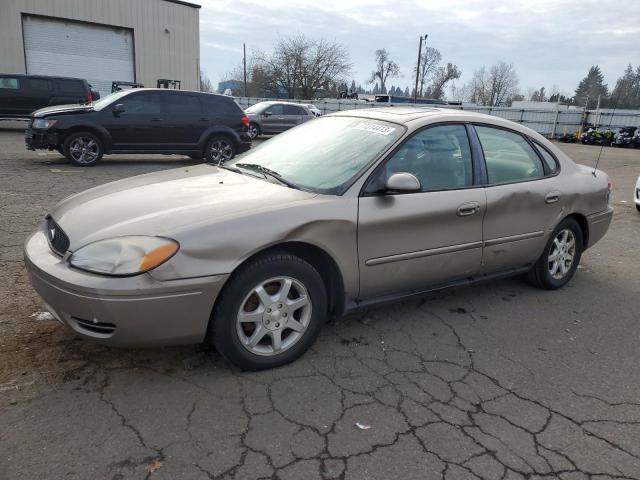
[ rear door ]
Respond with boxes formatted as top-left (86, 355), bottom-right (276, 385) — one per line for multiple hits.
top-left (358, 124), bottom-right (485, 298)
top-left (53, 79), bottom-right (87, 105)
top-left (474, 124), bottom-right (564, 274)
top-left (0, 76), bottom-right (24, 117)
top-left (103, 91), bottom-right (163, 150)
top-left (162, 93), bottom-right (203, 149)
top-left (282, 104), bottom-right (303, 130)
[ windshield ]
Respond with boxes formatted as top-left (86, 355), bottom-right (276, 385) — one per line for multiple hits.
top-left (228, 116), bottom-right (403, 194)
top-left (245, 104), bottom-right (265, 114)
top-left (91, 90), bottom-right (131, 110)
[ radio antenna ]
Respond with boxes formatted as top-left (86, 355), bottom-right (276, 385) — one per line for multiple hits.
top-left (592, 92), bottom-right (621, 176)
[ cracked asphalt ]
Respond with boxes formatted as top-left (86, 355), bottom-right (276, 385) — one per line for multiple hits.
top-left (1, 122), bottom-right (640, 480)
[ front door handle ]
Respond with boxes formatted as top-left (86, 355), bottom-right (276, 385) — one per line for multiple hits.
top-left (457, 202), bottom-right (480, 216)
top-left (545, 191), bottom-right (561, 204)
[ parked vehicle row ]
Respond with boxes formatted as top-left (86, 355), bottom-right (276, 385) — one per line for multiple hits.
top-left (244, 101), bottom-right (317, 139)
top-left (24, 107), bottom-right (613, 370)
top-left (0, 73), bottom-right (99, 120)
top-left (25, 88), bottom-right (252, 166)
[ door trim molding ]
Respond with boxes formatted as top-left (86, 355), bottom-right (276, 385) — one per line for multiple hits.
top-left (365, 241), bottom-right (483, 266)
top-left (483, 230), bottom-right (545, 247)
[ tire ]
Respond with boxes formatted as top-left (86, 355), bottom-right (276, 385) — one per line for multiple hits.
top-left (528, 218), bottom-right (583, 290)
top-left (247, 122), bottom-right (260, 140)
top-left (636, 204), bottom-right (640, 213)
top-left (205, 135), bottom-right (236, 164)
top-left (63, 131), bottom-right (103, 166)
top-left (210, 252), bottom-right (327, 371)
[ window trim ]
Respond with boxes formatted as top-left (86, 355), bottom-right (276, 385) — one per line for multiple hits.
top-left (360, 121), bottom-right (482, 197)
top-left (472, 123), bottom-right (558, 187)
top-left (530, 139), bottom-right (561, 177)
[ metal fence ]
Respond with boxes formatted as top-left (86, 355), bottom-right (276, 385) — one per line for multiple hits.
top-left (233, 96), bottom-right (640, 138)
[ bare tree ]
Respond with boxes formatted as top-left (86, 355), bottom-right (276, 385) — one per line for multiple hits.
top-left (255, 35), bottom-right (351, 99)
top-left (200, 71), bottom-right (214, 93)
top-left (368, 49), bottom-right (399, 93)
top-left (426, 63), bottom-right (461, 99)
top-left (413, 47), bottom-right (441, 97)
top-left (468, 61), bottom-right (519, 106)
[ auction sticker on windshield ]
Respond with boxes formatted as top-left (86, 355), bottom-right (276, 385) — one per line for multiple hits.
top-left (352, 122), bottom-right (396, 135)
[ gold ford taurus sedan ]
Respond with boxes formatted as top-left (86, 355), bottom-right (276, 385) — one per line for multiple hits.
top-left (24, 108), bottom-right (613, 370)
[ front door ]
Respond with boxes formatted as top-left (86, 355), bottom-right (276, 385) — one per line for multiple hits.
top-left (473, 125), bottom-right (565, 274)
top-left (358, 124), bottom-right (485, 299)
top-left (261, 104), bottom-right (285, 133)
top-left (103, 91), bottom-right (163, 150)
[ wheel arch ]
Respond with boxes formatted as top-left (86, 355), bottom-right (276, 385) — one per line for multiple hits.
top-left (564, 212), bottom-right (589, 248)
top-left (198, 126), bottom-right (241, 153)
top-left (217, 241), bottom-right (347, 319)
top-left (61, 125), bottom-right (112, 152)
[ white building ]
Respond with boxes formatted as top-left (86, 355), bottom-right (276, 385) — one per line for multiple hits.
top-left (0, 0), bottom-right (201, 96)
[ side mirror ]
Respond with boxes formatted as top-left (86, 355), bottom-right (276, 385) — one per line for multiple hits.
top-left (263, 112), bottom-right (271, 117)
top-left (112, 104), bottom-right (125, 116)
top-left (385, 172), bottom-right (421, 193)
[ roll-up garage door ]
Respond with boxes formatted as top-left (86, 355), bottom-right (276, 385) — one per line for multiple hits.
top-left (23, 15), bottom-right (135, 97)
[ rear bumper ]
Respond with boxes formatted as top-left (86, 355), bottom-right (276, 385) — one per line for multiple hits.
top-left (238, 132), bottom-right (252, 153)
top-left (25, 128), bottom-right (59, 150)
top-left (24, 229), bottom-right (228, 347)
top-left (586, 207), bottom-right (613, 248)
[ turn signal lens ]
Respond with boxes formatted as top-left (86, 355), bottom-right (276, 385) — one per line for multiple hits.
top-left (69, 236), bottom-right (179, 276)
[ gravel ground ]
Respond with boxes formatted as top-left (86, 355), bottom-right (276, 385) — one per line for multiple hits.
top-left (1, 121), bottom-right (640, 480)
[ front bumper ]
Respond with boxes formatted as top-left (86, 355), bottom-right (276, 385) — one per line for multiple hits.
top-left (25, 128), bottom-right (59, 150)
top-left (24, 230), bottom-right (229, 347)
top-left (586, 207), bottom-right (614, 249)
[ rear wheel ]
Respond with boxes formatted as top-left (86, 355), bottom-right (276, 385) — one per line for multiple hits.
top-left (63, 132), bottom-right (103, 166)
top-left (205, 136), bottom-right (235, 164)
top-left (528, 218), bottom-right (583, 290)
top-left (210, 252), bottom-right (327, 370)
top-left (636, 204), bottom-right (640, 213)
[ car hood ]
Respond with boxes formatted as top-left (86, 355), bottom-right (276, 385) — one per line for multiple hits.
top-left (33, 104), bottom-right (93, 118)
top-left (51, 164), bottom-right (317, 250)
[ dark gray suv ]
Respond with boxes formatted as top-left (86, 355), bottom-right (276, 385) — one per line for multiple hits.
top-left (245, 101), bottom-right (314, 139)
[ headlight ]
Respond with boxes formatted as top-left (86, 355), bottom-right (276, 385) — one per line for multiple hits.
top-left (69, 236), bottom-right (179, 276)
top-left (32, 119), bottom-right (57, 129)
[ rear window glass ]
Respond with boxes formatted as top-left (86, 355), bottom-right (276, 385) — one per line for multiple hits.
top-left (58, 79), bottom-right (84, 94)
top-left (283, 105), bottom-right (300, 115)
top-left (165, 94), bottom-right (201, 115)
top-left (26, 78), bottom-right (53, 91)
top-left (0, 78), bottom-right (20, 89)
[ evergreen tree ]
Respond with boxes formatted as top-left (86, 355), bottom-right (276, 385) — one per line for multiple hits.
top-left (350, 80), bottom-right (357, 93)
top-left (372, 82), bottom-right (380, 95)
top-left (574, 66), bottom-right (608, 108)
top-left (404, 86), bottom-right (410, 97)
top-left (610, 64), bottom-right (640, 109)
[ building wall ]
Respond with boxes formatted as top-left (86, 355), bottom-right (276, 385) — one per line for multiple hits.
top-left (0, 0), bottom-right (200, 91)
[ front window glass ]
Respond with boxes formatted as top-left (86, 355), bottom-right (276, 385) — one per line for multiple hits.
top-left (377, 124), bottom-right (473, 192)
top-left (0, 78), bottom-right (20, 89)
top-left (475, 125), bottom-right (545, 184)
top-left (264, 104), bottom-right (284, 115)
top-left (120, 93), bottom-right (162, 115)
top-left (228, 116), bottom-right (403, 194)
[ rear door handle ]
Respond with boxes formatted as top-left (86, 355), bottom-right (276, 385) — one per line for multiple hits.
top-left (457, 202), bottom-right (480, 216)
top-left (545, 191), bottom-right (561, 204)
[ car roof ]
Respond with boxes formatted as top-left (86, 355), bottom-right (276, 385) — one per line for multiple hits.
top-left (251, 100), bottom-right (309, 108)
top-left (116, 88), bottom-right (231, 99)
top-left (328, 106), bottom-right (551, 142)
top-left (0, 73), bottom-right (87, 82)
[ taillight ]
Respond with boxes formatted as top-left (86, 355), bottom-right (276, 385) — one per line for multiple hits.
top-left (241, 115), bottom-right (250, 128)
top-left (86, 91), bottom-right (92, 103)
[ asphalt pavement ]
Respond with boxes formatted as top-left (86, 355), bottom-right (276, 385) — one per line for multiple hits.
top-left (1, 122), bottom-right (640, 480)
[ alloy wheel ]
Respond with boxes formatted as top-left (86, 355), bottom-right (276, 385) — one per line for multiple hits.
top-left (209, 139), bottom-right (233, 164)
top-left (247, 124), bottom-right (259, 140)
top-left (236, 276), bottom-right (312, 356)
top-left (69, 137), bottom-right (99, 164)
top-left (548, 229), bottom-right (576, 280)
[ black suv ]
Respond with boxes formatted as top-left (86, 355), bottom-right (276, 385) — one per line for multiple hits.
top-left (25, 89), bottom-right (252, 166)
top-left (0, 74), bottom-right (99, 120)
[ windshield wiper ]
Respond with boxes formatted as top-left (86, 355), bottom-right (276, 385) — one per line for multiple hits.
top-left (234, 163), bottom-right (300, 189)
top-left (218, 164), bottom-right (263, 179)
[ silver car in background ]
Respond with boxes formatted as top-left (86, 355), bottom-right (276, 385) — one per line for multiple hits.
top-left (245, 101), bottom-right (315, 139)
top-left (24, 108), bottom-right (613, 370)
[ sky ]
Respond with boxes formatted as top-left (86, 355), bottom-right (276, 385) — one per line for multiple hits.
top-left (198, 0), bottom-right (640, 97)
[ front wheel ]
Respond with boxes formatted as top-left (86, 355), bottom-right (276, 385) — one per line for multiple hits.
top-left (210, 252), bottom-right (327, 370)
top-left (205, 136), bottom-right (235, 164)
top-left (247, 122), bottom-right (260, 140)
top-left (63, 132), bottom-right (103, 166)
top-left (528, 218), bottom-right (583, 290)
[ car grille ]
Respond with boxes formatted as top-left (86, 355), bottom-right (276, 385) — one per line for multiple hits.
top-left (46, 216), bottom-right (70, 256)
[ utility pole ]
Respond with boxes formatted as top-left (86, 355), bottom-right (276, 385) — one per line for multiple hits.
top-left (243, 43), bottom-right (247, 97)
top-left (413, 34), bottom-right (427, 103)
